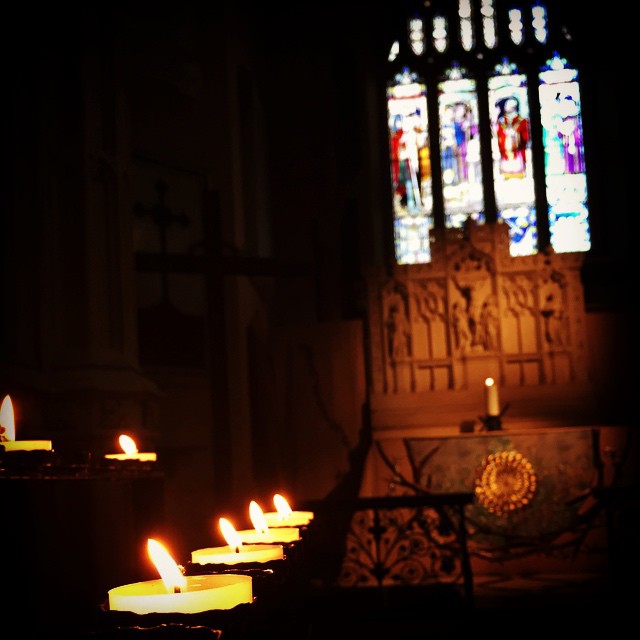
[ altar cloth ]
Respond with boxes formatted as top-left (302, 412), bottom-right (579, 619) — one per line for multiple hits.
top-left (341, 427), bottom-right (606, 581)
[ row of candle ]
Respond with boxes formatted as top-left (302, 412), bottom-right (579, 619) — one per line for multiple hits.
top-left (0, 395), bottom-right (52, 452)
top-left (2, 378), bottom-right (502, 454)
top-left (3, 380), bottom-right (501, 618)
top-left (1, 393), bottom-right (317, 616)
top-left (2, 379), bottom-right (503, 455)
top-left (108, 495), bottom-right (314, 615)
top-left (0, 395), bottom-right (156, 461)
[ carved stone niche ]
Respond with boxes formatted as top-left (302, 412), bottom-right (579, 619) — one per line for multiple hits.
top-left (366, 223), bottom-right (596, 436)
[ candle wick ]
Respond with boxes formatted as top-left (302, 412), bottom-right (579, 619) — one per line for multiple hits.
top-left (235, 546), bottom-right (240, 553)
top-left (174, 586), bottom-right (181, 594)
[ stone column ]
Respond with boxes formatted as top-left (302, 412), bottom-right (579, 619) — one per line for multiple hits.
top-left (1, 14), bottom-right (158, 455)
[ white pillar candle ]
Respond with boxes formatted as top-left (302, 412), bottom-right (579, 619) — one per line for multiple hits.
top-left (484, 377), bottom-right (500, 417)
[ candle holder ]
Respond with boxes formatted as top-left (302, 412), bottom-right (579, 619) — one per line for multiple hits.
top-left (0, 448), bottom-right (57, 477)
top-left (480, 415), bottom-right (502, 431)
top-left (98, 600), bottom-right (253, 638)
top-left (97, 458), bottom-right (158, 473)
top-left (89, 621), bottom-right (223, 639)
top-left (184, 559), bottom-right (285, 601)
top-left (478, 402), bottom-right (510, 432)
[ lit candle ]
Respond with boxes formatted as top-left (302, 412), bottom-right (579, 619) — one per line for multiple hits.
top-left (235, 501), bottom-right (300, 544)
top-left (191, 517), bottom-right (284, 566)
top-left (263, 493), bottom-right (314, 528)
top-left (104, 434), bottom-right (157, 462)
top-left (0, 395), bottom-right (53, 452)
top-left (108, 538), bottom-right (253, 614)
top-left (484, 377), bottom-right (500, 417)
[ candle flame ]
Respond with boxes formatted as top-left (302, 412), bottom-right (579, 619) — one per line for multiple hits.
top-left (147, 538), bottom-right (186, 594)
top-left (249, 500), bottom-right (269, 535)
top-left (119, 434), bottom-right (139, 455)
top-left (0, 395), bottom-right (16, 442)
top-left (485, 377), bottom-right (495, 387)
top-left (219, 517), bottom-right (243, 552)
top-left (273, 494), bottom-right (293, 518)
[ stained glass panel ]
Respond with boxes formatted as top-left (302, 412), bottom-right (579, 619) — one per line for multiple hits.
top-left (488, 64), bottom-right (537, 256)
top-left (438, 67), bottom-right (484, 229)
top-left (387, 69), bottom-right (433, 264)
top-left (539, 55), bottom-right (590, 253)
top-left (385, 3), bottom-right (591, 265)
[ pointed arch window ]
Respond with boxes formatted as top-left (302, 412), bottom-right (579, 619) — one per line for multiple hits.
top-left (386, 0), bottom-right (590, 264)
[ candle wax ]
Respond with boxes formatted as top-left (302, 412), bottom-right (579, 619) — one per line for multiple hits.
top-left (1, 440), bottom-right (53, 452)
top-left (191, 543), bottom-right (284, 565)
top-left (263, 511), bottom-right (314, 528)
top-left (104, 452), bottom-right (157, 461)
top-left (108, 573), bottom-right (252, 614)
top-left (236, 527), bottom-right (300, 544)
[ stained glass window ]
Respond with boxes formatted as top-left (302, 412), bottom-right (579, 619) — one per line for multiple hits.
top-left (386, 0), bottom-right (590, 264)
top-left (438, 65), bottom-right (484, 229)
top-left (539, 54), bottom-right (590, 253)
top-left (488, 62), bottom-right (537, 256)
top-left (387, 69), bottom-right (432, 264)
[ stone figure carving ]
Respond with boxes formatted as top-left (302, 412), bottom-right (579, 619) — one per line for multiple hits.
top-left (541, 292), bottom-right (567, 347)
top-left (451, 301), bottom-right (471, 353)
top-left (477, 294), bottom-right (499, 351)
top-left (385, 291), bottom-right (411, 360)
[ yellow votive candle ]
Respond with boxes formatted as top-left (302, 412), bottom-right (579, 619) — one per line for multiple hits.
top-left (191, 544), bottom-right (284, 565)
top-left (104, 452), bottom-right (157, 461)
top-left (236, 527), bottom-right (300, 544)
top-left (263, 510), bottom-right (314, 528)
top-left (108, 573), bottom-right (252, 614)
top-left (104, 433), bottom-right (157, 461)
top-left (1, 394), bottom-right (53, 452)
top-left (1, 439), bottom-right (53, 452)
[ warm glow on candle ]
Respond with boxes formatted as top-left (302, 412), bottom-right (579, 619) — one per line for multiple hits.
top-left (263, 493), bottom-right (314, 528)
top-left (236, 526), bottom-right (300, 544)
top-left (249, 500), bottom-right (269, 535)
top-left (120, 434), bottom-right (139, 456)
top-left (104, 433), bottom-right (157, 461)
top-left (190, 544), bottom-right (284, 565)
top-left (236, 503), bottom-right (301, 543)
top-left (220, 517), bottom-right (243, 553)
top-left (1, 395), bottom-right (16, 441)
top-left (190, 517), bottom-right (284, 565)
top-left (244, 500), bottom-right (300, 544)
top-left (147, 538), bottom-right (186, 593)
top-left (108, 574), bottom-right (252, 614)
top-left (0, 394), bottom-right (53, 452)
top-left (485, 377), bottom-right (500, 417)
top-left (273, 494), bottom-right (293, 518)
top-left (109, 535), bottom-right (253, 614)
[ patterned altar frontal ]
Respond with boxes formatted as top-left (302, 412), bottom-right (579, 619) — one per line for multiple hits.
top-left (341, 428), bottom-right (605, 587)
top-left (404, 429), bottom-right (599, 551)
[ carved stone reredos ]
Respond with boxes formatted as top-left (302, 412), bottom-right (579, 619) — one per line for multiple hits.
top-left (366, 223), bottom-right (589, 432)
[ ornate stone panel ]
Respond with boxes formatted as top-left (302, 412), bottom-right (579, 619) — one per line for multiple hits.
top-left (366, 223), bottom-right (588, 432)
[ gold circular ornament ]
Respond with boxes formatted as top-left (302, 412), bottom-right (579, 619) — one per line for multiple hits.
top-left (475, 450), bottom-right (537, 516)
